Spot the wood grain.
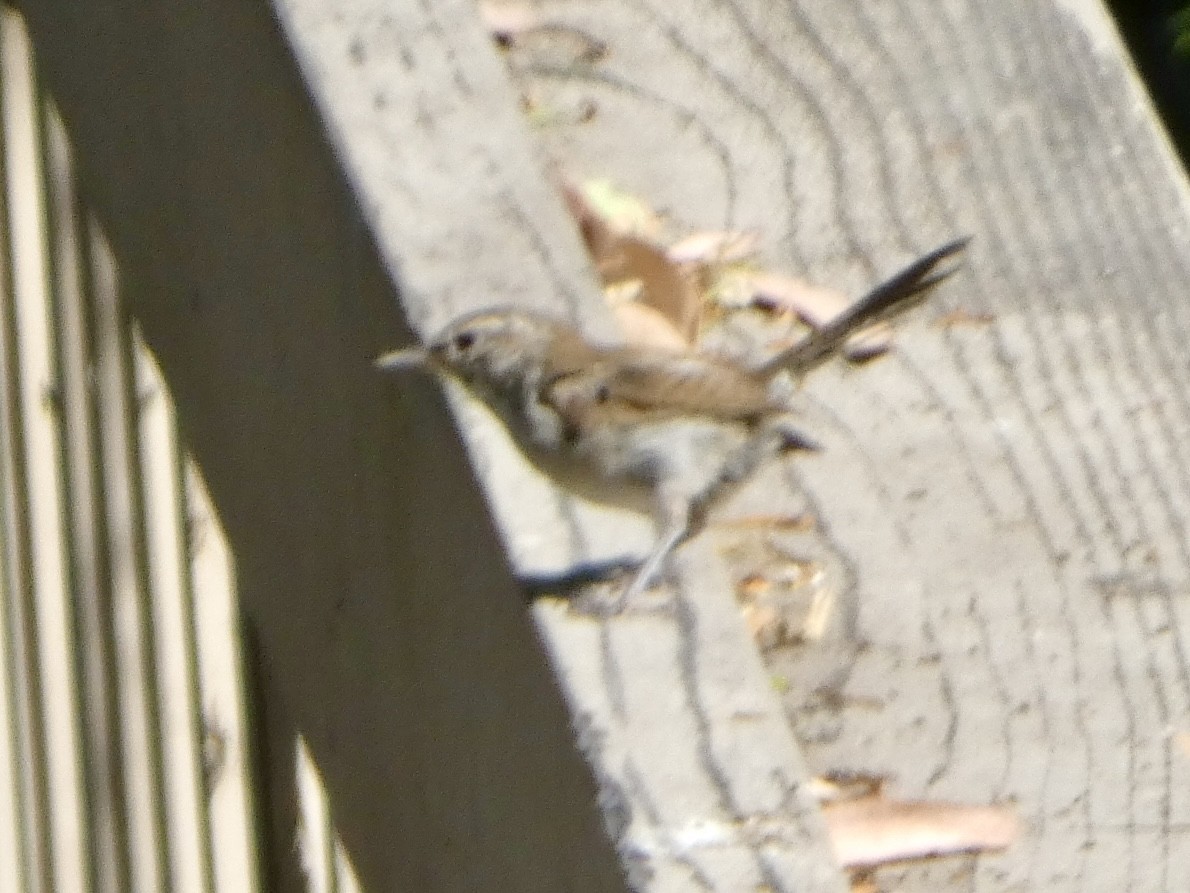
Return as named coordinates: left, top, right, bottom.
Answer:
left=17, top=0, right=1190, bottom=889
left=504, top=0, right=1190, bottom=889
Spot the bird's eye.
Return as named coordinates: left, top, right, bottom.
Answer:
left=453, top=332, right=476, bottom=352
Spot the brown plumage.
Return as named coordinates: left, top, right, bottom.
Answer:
left=377, top=237, right=968, bottom=604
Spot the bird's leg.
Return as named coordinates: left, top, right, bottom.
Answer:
left=614, top=487, right=696, bottom=610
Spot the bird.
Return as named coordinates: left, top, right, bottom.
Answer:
left=377, top=237, right=968, bottom=605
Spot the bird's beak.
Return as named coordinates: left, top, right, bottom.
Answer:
left=374, top=347, right=431, bottom=372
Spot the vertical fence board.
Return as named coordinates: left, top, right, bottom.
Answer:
left=0, top=10, right=88, bottom=891
left=43, top=93, right=130, bottom=893
left=0, top=18, right=44, bottom=892
left=136, top=334, right=211, bottom=893
left=187, top=464, right=260, bottom=893
left=87, top=217, right=169, bottom=893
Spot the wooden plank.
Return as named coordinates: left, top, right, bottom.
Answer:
left=11, top=1, right=837, bottom=893
left=11, top=0, right=633, bottom=890
left=502, top=0, right=1190, bottom=889
left=274, top=2, right=845, bottom=889
left=0, top=12, right=89, bottom=891
left=23, top=0, right=1190, bottom=889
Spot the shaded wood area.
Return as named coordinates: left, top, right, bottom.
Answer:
left=14, top=0, right=629, bottom=891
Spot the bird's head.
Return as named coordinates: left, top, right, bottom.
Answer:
left=375, top=309, right=585, bottom=392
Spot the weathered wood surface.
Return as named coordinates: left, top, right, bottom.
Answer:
left=17, top=0, right=848, bottom=890
left=501, top=0, right=1190, bottom=890
left=19, top=0, right=1190, bottom=889
left=276, top=1, right=845, bottom=890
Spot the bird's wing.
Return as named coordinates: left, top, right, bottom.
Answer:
left=544, top=350, right=774, bottom=431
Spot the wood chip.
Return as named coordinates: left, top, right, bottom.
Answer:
left=1173, top=730, right=1190, bottom=759
left=822, top=795, right=1019, bottom=869
left=801, top=586, right=835, bottom=641
left=736, top=573, right=773, bottom=599
left=933, top=308, right=995, bottom=328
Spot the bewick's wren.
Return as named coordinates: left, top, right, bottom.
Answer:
left=378, top=238, right=967, bottom=604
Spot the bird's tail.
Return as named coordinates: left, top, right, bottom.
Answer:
left=757, top=236, right=970, bottom=378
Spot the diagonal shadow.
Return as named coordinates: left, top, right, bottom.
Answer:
left=15, top=2, right=629, bottom=890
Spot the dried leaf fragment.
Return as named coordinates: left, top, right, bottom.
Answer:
left=737, top=573, right=773, bottom=599
left=807, top=772, right=886, bottom=804
left=480, top=2, right=608, bottom=61
left=604, top=235, right=701, bottom=342
left=478, top=1, right=542, bottom=44
left=747, top=271, right=848, bottom=323
left=822, top=795, right=1019, bottom=869
left=934, top=308, right=995, bottom=328
left=735, top=556, right=826, bottom=649
left=611, top=302, right=688, bottom=351
left=716, top=513, right=816, bottom=532
left=561, top=179, right=702, bottom=344
left=576, top=178, right=663, bottom=239
left=745, top=271, right=892, bottom=360
left=740, top=602, right=788, bottom=649
left=668, top=229, right=761, bottom=266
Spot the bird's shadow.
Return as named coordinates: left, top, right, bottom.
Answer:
left=520, top=558, right=638, bottom=600
left=520, top=558, right=685, bottom=620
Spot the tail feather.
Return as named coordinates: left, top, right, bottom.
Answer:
left=759, top=236, right=970, bottom=378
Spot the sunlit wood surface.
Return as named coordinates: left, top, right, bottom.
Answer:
left=504, top=1, right=1190, bottom=890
